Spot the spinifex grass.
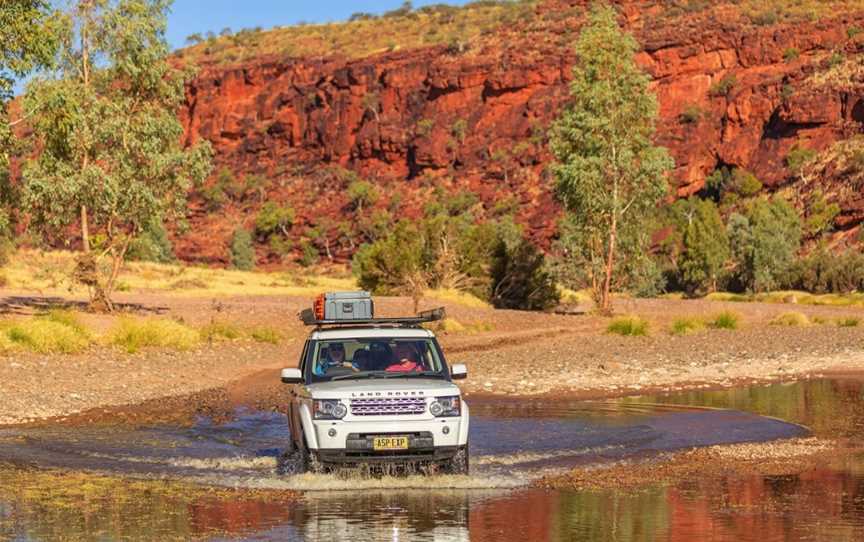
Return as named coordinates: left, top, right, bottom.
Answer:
left=0, top=310, right=92, bottom=354
left=607, top=316, right=649, bottom=337
left=111, top=318, right=200, bottom=354
left=670, top=316, right=705, bottom=336
left=709, top=311, right=740, bottom=330
left=770, top=312, right=811, bottom=327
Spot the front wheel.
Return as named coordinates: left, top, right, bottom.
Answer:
left=443, top=445, right=469, bottom=475
left=302, top=447, right=325, bottom=474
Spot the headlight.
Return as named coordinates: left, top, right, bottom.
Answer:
left=314, top=399, right=347, bottom=420
left=429, top=396, right=461, bottom=417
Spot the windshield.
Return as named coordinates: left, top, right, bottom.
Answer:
left=307, top=338, right=447, bottom=382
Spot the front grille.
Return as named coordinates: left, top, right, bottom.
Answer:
left=350, top=397, right=426, bottom=416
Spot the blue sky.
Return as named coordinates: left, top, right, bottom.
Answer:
left=166, top=1, right=470, bottom=50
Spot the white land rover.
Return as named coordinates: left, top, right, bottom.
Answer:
left=280, top=292, right=470, bottom=474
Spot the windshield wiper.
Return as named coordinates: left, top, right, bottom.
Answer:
left=381, top=371, right=442, bottom=379
left=330, top=371, right=387, bottom=381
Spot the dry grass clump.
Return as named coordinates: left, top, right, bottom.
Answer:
left=836, top=316, right=861, bottom=327
left=670, top=316, right=705, bottom=336
left=249, top=326, right=282, bottom=344
left=708, top=311, right=740, bottom=330
left=607, top=316, right=649, bottom=337
left=0, top=310, right=92, bottom=354
left=770, top=311, right=811, bottom=326
left=111, top=318, right=200, bottom=353
left=200, top=320, right=244, bottom=341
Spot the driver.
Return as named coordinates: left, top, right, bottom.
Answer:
left=314, top=342, right=346, bottom=375
left=385, top=342, right=423, bottom=372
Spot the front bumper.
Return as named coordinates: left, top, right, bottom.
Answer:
left=309, top=417, right=467, bottom=451
left=316, top=433, right=462, bottom=464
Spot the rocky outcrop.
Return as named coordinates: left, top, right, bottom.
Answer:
left=176, top=0, right=864, bottom=263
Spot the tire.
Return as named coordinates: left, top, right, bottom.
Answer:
left=301, top=446, right=325, bottom=474
left=443, top=445, right=469, bottom=475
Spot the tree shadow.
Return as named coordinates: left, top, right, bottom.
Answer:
left=0, top=296, right=169, bottom=316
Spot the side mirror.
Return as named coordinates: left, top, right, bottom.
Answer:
left=451, top=364, right=467, bottom=380
left=281, top=368, right=303, bottom=384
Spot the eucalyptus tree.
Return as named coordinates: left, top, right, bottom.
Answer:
left=22, top=0, right=212, bottom=310
left=550, top=3, right=673, bottom=313
left=0, top=1, right=59, bottom=235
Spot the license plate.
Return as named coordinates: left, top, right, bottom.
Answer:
left=373, top=436, right=409, bottom=451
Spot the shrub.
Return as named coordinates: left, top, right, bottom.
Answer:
left=675, top=198, right=730, bottom=295
left=346, top=180, right=380, bottom=211
left=728, top=198, right=801, bottom=293
left=127, top=218, right=175, bottom=263
left=299, top=241, right=319, bottom=267
left=670, top=316, right=705, bottom=336
left=489, top=239, right=560, bottom=311
left=255, top=203, right=294, bottom=238
left=783, top=47, right=800, bottom=62
left=678, top=104, right=704, bottom=124
left=803, top=191, right=840, bottom=236
left=451, top=119, right=468, bottom=142
left=836, top=317, right=860, bottom=327
left=250, top=326, right=282, bottom=344
left=848, top=26, right=863, bottom=39
left=786, top=145, right=817, bottom=175
left=709, top=75, right=737, bottom=97
left=770, top=311, right=811, bottom=326
left=111, top=318, right=200, bottom=353
left=200, top=320, right=243, bottom=341
left=709, top=311, right=740, bottom=329
left=607, top=316, right=649, bottom=337
left=229, top=228, right=256, bottom=271
left=416, top=118, right=435, bottom=136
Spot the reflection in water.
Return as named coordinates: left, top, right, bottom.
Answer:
left=0, top=378, right=864, bottom=541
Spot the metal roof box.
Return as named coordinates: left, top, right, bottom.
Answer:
left=318, top=291, right=374, bottom=321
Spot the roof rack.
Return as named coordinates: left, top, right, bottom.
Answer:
left=299, top=307, right=446, bottom=327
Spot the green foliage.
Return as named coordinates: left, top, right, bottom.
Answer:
left=786, top=145, right=817, bottom=175
left=728, top=198, right=801, bottom=292
left=451, top=118, right=468, bottom=142
left=229, top=228, right=255, bottom=271
left=299, top=241, right=319, bottom=267
left=729, top=168, right=763, bottom=198
left=709, top=75, right=737, bottom=97
left=0, top=0, right=59, bottom=215
left=127, top=217, right=175, bottom=263
left=804, top=190, right=840, bottom=235
left=346, top=179, right=380, bottom=211
left=782, top=47, right=800, bottom=62
left=709, top=311, right=740, bottom=329
left=848, top=26, right=863, bottom=39
left=607, top=316, right=649, bottom=336
left=675, top=198, right=730, bottom=294
left=787, top=246, right=864, bottom=293
left=489, top=238, right=560, bottom=310
left=416, top=118, right=435, bottom=136
left=254, top=202, right=294, bottom=237
left=550, top=4, right=673, bottom=312
left=3, top=316, right=91, bottom=354
left=353, top=214, right=496, bottom=299
left=21, top=0, right=213, bottom=309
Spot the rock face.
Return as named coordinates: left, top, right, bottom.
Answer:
left=176, top=0, right=864, bottom=263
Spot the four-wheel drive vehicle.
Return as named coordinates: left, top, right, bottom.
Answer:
left=281, top=292, right=469, bottom=474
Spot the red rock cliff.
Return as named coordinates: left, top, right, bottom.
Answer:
left=177, top=0, right=864, bottom=263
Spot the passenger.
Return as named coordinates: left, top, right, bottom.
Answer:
left=386, top=342, right=423, bottom=372
left=352, top=349, right=371, bottom=372
left=368, top=342, right=393, bottom=371
left=314, top=342, right=346, bottom=376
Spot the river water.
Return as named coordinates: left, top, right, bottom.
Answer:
left=0, top=377, right=863, bottom=541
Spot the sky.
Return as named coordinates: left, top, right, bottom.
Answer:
left=165, top=0, right=471, bottom=50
